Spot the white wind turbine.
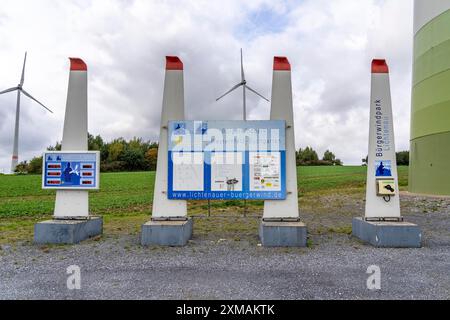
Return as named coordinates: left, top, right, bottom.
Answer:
left=0, top=52, right=53, bottom=173
left=215, top=49, right=269, bottom=216
left=216, top=49, right=269, bottom=120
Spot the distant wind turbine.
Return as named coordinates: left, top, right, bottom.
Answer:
left=0, top=52, right=53, bottom=173
left=216, top=48, right=269, bottom=120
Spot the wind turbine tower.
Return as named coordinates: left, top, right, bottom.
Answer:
left=0, top=52, right=53, bottom=173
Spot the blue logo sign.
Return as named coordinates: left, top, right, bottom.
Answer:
left=375, top=160, right=392, bottom=177
left=195, top=122, right=208, bottom=135
left=173, top=122, right=186, bottom=135
left=42, top=152, right=100, bottom=190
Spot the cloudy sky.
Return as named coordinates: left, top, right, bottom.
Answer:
left=0, top=0, right=413, bottom=172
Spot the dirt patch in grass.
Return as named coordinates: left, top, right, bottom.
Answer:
left=103, top=213, right=149, bottom=236
left=0, top=216, right=46, bottom=245
left=193, top=214, right=260, bottom=244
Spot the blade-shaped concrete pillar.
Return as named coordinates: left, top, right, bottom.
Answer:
left=260, top=57, right=306, bottom=247
left=54, top=58, right=89, bottom=218
left=141, top=56, right=191, bottom=246
left=264, top=57, right=299, bottom=220
left=352, top=59, right=421, bottom=247
left=364, top=59, right=401, bottom=219
left=34, top=58, right=102, bottom=244
left=151, top=56, right=187, bottom=219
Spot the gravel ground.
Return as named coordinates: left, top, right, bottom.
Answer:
left=0, top=194, right=449, bottom=300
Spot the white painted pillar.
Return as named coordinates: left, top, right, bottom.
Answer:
left=263, top=57, right=299, bottom=220
left=151, top=56, right=187, bottom=219
left=365, top=59, right=401, bottom=219
left=54, top=58, right=89, bottom=218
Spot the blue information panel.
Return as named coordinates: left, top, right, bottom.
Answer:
left=168, top=120, right=286, bottom=200
left=42, top=151, right=100, bottom=190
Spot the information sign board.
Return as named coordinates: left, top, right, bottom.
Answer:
left=42, top=151, right=100, bottom=190
left=168, top=121, right=286, bottom=200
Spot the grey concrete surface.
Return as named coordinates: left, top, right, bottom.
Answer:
left=352, top=218, right=422, bottom=248
left=259, top=221, right=307, bottom=247
left=141, top=218, right=193, bottom=246
left=34, top=217, right=103, bottom=244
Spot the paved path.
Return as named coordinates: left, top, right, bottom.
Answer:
left=0, top=207, right=449, bottom=300
left=0, top=195, right=450, bottom=299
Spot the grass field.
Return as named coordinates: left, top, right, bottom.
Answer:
left=0, top=166, right=409, bottom=218
left=0, top=166, right=409, bottom=244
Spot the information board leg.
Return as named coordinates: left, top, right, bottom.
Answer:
left=208, top=199, right=211, bottom=217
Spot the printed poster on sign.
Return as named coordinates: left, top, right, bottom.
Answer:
left=249, top=152, right=281, bottom=191
left=211, top=152, right=243, bottom=192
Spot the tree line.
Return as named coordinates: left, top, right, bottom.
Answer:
left=362, top=151, right=410, bottom=166
left=15, top=134, right=349, bottom=174
left=16, top=134, right=159, bottom=174
left=296, top=147, right=343, bottom=166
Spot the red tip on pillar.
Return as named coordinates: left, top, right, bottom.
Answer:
left=69, top=58, right=87, bottom=71
left=274, top=57, right=291, bottom=71
left=166, top=56, right=183, bottom=70
left=372, top=59, right=389, bottom=73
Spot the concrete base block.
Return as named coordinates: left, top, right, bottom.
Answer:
left=352, top=217, right=422, bottom=248
left=259, top=220, right=307, bottom=247
left=141, top=218, right=193, bottom=246
left=34, top=216, right=103, bottom=244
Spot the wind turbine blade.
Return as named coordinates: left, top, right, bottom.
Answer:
left=0, top=87, right=18, bottom=95
left=216, top=82, right=243, bottom=101
left=20, top=88, right=53, bottom=113
left=240, top=48, right=245, bottom=82
left=245, top=85, right=269, bottom=102
left=20, top=52, right=27, bottom=86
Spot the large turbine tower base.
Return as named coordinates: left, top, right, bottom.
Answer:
left=409, top=0, right=450, bottom=195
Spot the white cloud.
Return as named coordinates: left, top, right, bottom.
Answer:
left=0, top=0, right=413, bottom=173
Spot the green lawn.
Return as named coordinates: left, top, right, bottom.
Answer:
left=0, top=166, right=409, bottom=218
left=0, top=166, right=410, bottom=244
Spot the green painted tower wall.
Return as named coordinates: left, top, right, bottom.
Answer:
left=410, top=8, right=450, bottom=195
